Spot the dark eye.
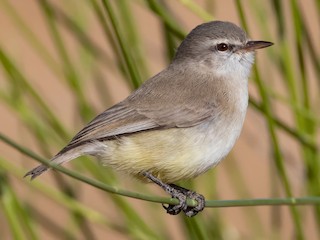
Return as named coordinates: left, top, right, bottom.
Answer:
left=217, top=43, right=229, bottom=51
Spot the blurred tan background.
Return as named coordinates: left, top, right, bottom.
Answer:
left=0, top=0, right=319, bottom=239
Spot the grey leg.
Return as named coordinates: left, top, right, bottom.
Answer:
left=168, top=184, right=205, bottom=217
left=143, top=172, right=205, bottom=217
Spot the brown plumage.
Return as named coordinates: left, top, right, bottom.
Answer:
left=24, top=21, right=273, bottom=218
left=25, top=21, right=273, bottom=182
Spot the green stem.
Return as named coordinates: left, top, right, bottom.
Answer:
left=2, top=133, right=320, bottom=209
left=100, top=0, right=142, bottom=88
left=235, top=0, right=305, bottom=238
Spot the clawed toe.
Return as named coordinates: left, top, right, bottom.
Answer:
left=162, top=187, right=188, bottom=215
left=183, top=191, right=205, bottom=217
left=163, top=185, right=205, bottom=217
left=162, top=203, right=182, bottom=215
left=143, top=173, right=205, bottom=217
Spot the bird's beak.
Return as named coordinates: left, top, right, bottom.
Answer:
left=239, top=41, right=273, bottom=52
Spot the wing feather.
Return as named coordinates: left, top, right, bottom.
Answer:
left=61, top=67, right=222, bottom=153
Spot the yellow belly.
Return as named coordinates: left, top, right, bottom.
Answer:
left=98, top=120, right=237, bottom=183
left=99, top=129, right=198, bottom=182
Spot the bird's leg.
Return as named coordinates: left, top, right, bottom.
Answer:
left=143, top=172, right=205, bottom=217
left=143, top=172, right=187, bottom=215
left=168, top=184, right=205, bottom=217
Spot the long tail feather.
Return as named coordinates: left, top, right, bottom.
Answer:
left=24, top=149, right=81, bottom=180
left=24, top=141, right=107, bottom=180
left=24, top=164, right=49, bottom=180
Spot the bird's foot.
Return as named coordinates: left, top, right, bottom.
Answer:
left=164, top=184, right=205, bottom=217
left=143, top=172, right=205, bottom=217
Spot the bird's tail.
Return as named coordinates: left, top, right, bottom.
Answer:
left=23, top=147, right=83, bottom=180
left=24, top=142, right=106, bottom=180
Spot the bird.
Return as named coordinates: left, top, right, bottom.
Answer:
left=25, top=21, right=273, bottom=217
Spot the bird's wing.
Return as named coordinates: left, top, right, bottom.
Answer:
left=60, top=68, right=221, bottom=153
left=61, top=104, right=160, bottom=152
left=24, top=68, right=222, bottom=179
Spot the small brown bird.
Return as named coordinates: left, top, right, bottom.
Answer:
left=25, top=21, right=273, bottom=217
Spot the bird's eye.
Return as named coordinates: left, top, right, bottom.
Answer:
left=217, top=43, right=229, bottom=51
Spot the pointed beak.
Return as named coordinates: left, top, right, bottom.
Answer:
left=239, top=41, right=273, bottom=52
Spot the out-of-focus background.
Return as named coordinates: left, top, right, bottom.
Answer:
left=0, top=0, right=319, bottom=239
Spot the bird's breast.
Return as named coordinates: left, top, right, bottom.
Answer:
left=99, top=99, right=247, bottom=183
